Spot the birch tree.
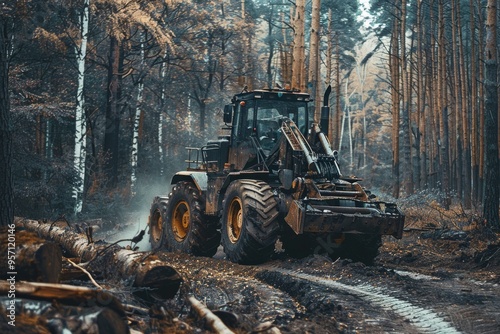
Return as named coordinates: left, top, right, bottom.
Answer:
left=73, top=0, right=89, bottom=214
left=130, top=31, right=145, bottom=197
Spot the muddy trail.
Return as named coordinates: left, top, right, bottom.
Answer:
left=125, top=227, right=500, bottom=334
left=8, top=218, right=498, bottom=334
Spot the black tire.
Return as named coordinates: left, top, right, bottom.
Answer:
left=148, top=197, right=169, bottom=250
left=164, top=182, right=220, bottom=257
left=337, top=234, right=382, bottom=265
left=221, top=180, right=280, bottom=264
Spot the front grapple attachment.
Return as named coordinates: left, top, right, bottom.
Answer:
left=284, top=178, right=405, bottom=238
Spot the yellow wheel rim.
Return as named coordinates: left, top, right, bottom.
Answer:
left=227, top=197, right=243, bottom=243
left=172, top=200, right=190, bottom=241
left=151, top=210, right=163, bottom=243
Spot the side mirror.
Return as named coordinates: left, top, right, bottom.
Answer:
left=223, top=105, right=233, bottom=124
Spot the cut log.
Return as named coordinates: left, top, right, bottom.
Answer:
left=0, top=228, right=62, bottom=283
left=16, top=218, right=182, bottom=299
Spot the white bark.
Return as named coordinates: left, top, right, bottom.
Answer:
left=159, top=50, right=168, bottom=178
left=130, top=32, right=145, bottom=196
left=73, top=0, right=89, bottom=214
left=356, top=63, right=367, bottom=168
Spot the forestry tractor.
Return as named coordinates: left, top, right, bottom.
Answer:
left=148, top=86, right=404, bottom=264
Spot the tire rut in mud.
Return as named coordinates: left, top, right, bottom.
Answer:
left=255, top=266, right=454, bottom=334
left=155, top=251, right=500, bottom=333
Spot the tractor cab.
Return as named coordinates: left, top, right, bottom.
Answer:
left=223, top=89, right=313, bottom=169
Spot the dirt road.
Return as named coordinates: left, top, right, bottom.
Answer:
left=146, top=229, right=500, bottom=334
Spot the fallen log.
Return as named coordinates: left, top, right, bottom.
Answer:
left=188, top=296, right=235, bottom=334
left=0, top=228, right=62, bottom=283
left=16, top=218, right=182, bottom=300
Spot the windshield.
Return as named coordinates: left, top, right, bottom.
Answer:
left=254, top=100, right=309, bottom=151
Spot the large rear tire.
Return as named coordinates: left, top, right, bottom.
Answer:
left=221, top=180, right=280, bottom=264
left=149, top=197, right=168, bottom=250
left=164, top=182, right=220, bottom=257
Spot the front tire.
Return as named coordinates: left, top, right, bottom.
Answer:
left=164, top=181, right=220, bottom=257
left=221, top=180, right=280, bottom=264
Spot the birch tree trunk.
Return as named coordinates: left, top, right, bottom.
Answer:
left=159, top=50, right=168, bottom=179
left=131, top=32, right=145, bottom=197
left=356, top=63, right=366, bottom=168
left=73, top=0, right=89, bottom=214
left=483, top=0, right=499, bottom=228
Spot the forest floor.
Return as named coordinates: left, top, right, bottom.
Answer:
left=99, top=205, right=500, bottom=334
left=3, top=205, right=500, bottom=333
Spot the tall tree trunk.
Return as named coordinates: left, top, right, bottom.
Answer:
left=291, top=0, right=305, bottom=91
left=159, top=50, right=168, bottom=179
left=334, top=34, right=342, bottom=149
left=266, top=5, right=275, bottom=89
left=416, top=0, right=426, bottom=189
left=73, top=0, right=89, bottom=215
left=458, top=0, right=471, bottom=208
left=0, top=12, right=13, bottom=227
left=390, top=18, right=401, bottom=198
left=483, top=0, right=499, bottom=228
left=428, top=0, right=439, bottom=189
left=309, top=0, right=321, bottom=122
left=131, top=32, right=145, bottom=197
left=104, top=36, right=122, bottom=188
left=400, top=0, right=413, bottom=196
left=470, top=0, right=479, bottom=203
left=451, top=0, right=462, bottom=200
left=438, top=0, right=451, bottom=209
left=477, top=0, right=485, bottom=202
